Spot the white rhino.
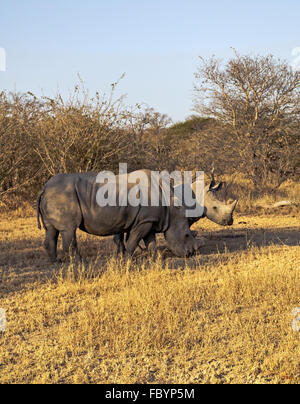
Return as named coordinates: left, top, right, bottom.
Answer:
left=113, top=170, right=237, bottom=253
left=37, top=170, right=203, bottom=262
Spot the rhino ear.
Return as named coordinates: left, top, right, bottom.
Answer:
left=209, top=181, right=225, bottom=192
left=210, top=165, right=216, bottom=187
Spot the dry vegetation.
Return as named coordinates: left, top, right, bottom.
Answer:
left=0, top=191, right=299, bottom=383
left=1, top=53, right=299, bottom=206
left=0, top=51, right=299, bottom=384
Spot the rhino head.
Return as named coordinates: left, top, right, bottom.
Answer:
left=190, top=168, right=237, bottom=226
left=204, top=180, right=237, bottom=226
left=164, top=204, right=204, bottom=257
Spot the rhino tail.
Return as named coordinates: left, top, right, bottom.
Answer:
left=37, top=189, right=44, bottom=230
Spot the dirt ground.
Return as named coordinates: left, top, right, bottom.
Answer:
left=0, top=212, right=299, bottom=384
left=0, top=212, right=299, bottom=294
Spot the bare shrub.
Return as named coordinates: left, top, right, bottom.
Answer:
left=193, top=51, right=300, bottom=188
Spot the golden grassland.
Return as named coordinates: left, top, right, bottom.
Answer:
left=0, top=207, right=299, bottom=384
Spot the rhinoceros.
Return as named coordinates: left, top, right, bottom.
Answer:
left=37, top=170, right=202, bottom=262
left=113, top=170, right=237, bottom=253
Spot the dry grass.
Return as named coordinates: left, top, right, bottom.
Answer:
left=0, top=210, right=299, bottom=384
left=219, top=174, right=300, bottom=214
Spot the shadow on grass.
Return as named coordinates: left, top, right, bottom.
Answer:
left=0, top=226, right=299, bottom=296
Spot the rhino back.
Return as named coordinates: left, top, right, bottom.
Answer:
left=40, top=171, right=170, bottom=237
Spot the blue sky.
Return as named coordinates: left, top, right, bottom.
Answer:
left=0, top=0, right=299, bottom=122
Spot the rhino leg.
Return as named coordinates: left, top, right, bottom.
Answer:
left=61, top=228, right=81, bottom=261
left=113, top=232, right=154, bottom=255
left=113, top=234, right=126, bottom=255
left=44, top=225, right=59, bottom=263
left=143, top=232, right=157, bottom=257
left=125, top=223, right=153, bottom=256
left=143, top=231, right=156, bottom=249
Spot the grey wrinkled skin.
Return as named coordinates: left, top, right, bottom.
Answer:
left=114, top=176, right=237, bottom=254
left=37, top=170, right=202, bottom=262
left=188, top=180, right=237, bottom=227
